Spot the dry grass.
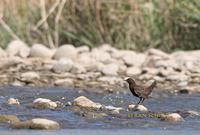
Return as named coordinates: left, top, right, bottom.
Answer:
left=0, top=0, right=200, bottom=52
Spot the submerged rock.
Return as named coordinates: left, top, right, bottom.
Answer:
left=160, top=113, right=184, bottom=122
left=7, top=98, right=20, bottom=105
left=0, top=115, right=19, bottom=123
left=11, top=118, right=60, bottom=130
left=31, top=98, right=57, bottom=109
left=73, top=96, right=102, bottom=110
left=128, top=104, right=148, bottom=112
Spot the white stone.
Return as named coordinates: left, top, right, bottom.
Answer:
left=53, top=45, right=77, bottom=60
left=128, top=104, right=148, bottom=112
left=73, top=96, right=102, bottom=109
left=101, top=64, right=119, bottom=76
left=52, top=58, right=73, bottom=73
left=76, top=46, right=90, bottom=53
left=7, top=98, right=20, bottom=105
left=54, top=78, right=74, bottom=87
left=97, top=76, right=123, bottom=85
left=91, top=49, right=111, bottom=64
left=161, top=113, right=184, bottom=122
left=126, top=66, right=142, bottom=76
left=71, top=63, right=86, bottom=74
left=148, top=48, right=170, bottom=58
left=122, top=51, right=146, bottom=67
left=12, top=118, right=60, bottom=130
left=166, top=74, right=189, bottom=82
left=29, top=44, right=55, bottom=59
left=20, top=72, right=40, bottom=82
left=32, top=98, right=57, bottom=109
left=6, top=40, right=30, bottom=58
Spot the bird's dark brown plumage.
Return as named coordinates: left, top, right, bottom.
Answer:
left=125, top=78, right=156, bottom=104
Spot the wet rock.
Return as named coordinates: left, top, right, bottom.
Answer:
left=186, top=110, right=200, bottom=117
left=76, top=46, right=90, bottom=53
left=0, top=115, right=19, bottom=123
left=0, top=47, right=7, bottom=57
left=54, top=78, right=74, bottom=87
left=126, top=66, right=142, bottom=76
left=6, top=40, right=30, bottom=58
left=53, top=45, right=77, bottom=60
left=31, top=98, right=57, bottom=109
left=103, top=105, right=123, bottom=114
left=52, top=58, right=73, bottom=73
left=160, top=113, right=184, bottom=122
left=30, top=44, right=55, bottom=59
left=82, top=111, right=107, bottom=119
left=11, top=118, right=60, bottom=130
left=101, top=64, right=119, bottom=76
left=73, top=96, right=102, bottom=110
left=128, top=104, right=148, bottom=112
left=20, top=72, right=40, bottom=82
left=7, top=98, right=20, bottom=105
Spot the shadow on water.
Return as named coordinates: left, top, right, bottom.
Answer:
left=0, top=86, right=200, bottom=132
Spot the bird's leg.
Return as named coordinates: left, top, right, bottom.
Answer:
left=137, top=98, right=142, bottom=105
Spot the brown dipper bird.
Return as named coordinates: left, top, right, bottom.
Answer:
left=125, top=78, right=156, bottom=104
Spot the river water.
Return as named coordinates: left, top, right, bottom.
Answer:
left=0, top=86, right=200, bottom=134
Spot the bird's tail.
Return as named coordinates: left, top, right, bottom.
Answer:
left=147, top=80, right=156, bottom=94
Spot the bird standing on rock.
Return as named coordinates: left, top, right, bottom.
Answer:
left=125, top=78, right=156, bottom=105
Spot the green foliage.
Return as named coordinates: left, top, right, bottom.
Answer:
left=0, top=0, right=200, bottom=52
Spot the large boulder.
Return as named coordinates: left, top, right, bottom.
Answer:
left=73, top=96, right=102, bottom=110
left=6, top=40, right=30, bottom=58
left=29, top=44, right=55, bottom=59
left=11, top=118, right=60, bottom=130
left=53, top=45, right=77, bottom=60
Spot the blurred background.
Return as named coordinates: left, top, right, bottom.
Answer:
left=0, top=0, right=200, bottom=52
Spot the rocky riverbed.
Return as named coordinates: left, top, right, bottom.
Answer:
left=0, top=40, right=200, bottom=94
left=0, top=40, right=200, bottom=131
left=0, top=86, right=200, bottom=130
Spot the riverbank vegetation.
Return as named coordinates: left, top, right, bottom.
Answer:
left=0, top=0, right=200, bottom=52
